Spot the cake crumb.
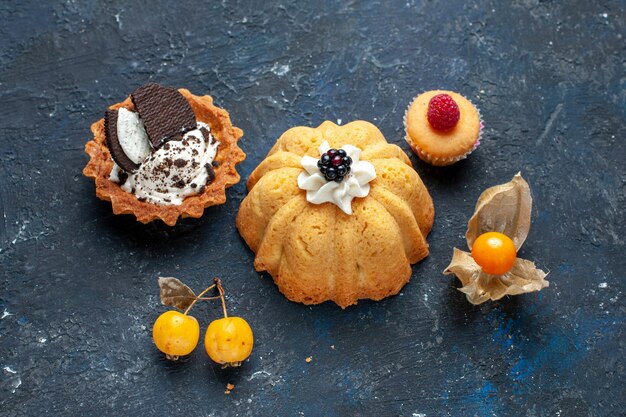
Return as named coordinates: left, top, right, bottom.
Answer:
left=225, top=383, right=235, bottom=394
left=305, top=356, right=313, bottom=363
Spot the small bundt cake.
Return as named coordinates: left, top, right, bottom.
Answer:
left=236, top=120, right=434, bottom=308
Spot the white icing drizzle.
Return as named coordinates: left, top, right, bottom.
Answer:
left=297, top=141, right=376, bottom=215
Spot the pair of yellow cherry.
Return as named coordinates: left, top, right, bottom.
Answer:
left=152, top=279, right=253, bottom=366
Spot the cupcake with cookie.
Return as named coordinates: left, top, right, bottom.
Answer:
left=83, top=83, right=245, bottom=226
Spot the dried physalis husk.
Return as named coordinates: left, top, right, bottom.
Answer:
left=444, top=248, right=549, bottom=305
left=158, top=277, right=196, bottom=310
left=444, top=173, right=549, bottom=305
left=466, top=172, right=531, bottom=250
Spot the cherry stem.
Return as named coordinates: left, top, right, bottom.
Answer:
left=214, top=277, right=228, bottom=318
left=184, top=283, right=216, bottom=315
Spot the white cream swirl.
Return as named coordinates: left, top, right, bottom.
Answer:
left=110, top=122, right=219, bottom=205
left=297, top=141, right=376, bottom=215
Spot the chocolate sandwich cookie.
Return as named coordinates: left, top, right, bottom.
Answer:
left=131, top=83, right=196, bottom=148
left=105, top=109, right=139, bottom=172
left=104, top=106, right=152, bottom=173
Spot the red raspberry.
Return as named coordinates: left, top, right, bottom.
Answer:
left=427, top=93, right=460, bottom=131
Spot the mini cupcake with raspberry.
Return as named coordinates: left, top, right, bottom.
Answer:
left=404, top=90, right=483, bottom=166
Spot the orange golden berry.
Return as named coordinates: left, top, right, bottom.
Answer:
left=471, top=232, right=517, bottom=275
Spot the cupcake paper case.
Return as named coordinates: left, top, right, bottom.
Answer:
left=83, top=87, right=245, bottom=226
left=404, top=90, right=483, bottom=166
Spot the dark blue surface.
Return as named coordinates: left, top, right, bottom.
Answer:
left=0, top=1, right=624, bottom=416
